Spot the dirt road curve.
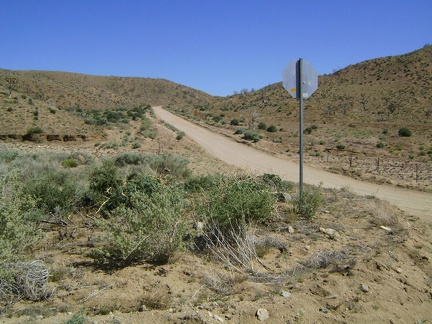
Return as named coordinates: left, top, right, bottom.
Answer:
left=153, top=106, right=431, bottom=220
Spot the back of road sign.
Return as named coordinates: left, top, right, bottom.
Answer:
left=282, top=59, right=318, bottom=99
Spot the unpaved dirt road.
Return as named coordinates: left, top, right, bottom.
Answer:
left=153, top=107, right=431, bottom=220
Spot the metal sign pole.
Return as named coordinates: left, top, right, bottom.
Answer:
left=282, top=58, right=318, bottom=208
left=297, top=58, right=304, bottom=198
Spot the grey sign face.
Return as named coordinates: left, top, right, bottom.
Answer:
left=282, top=59, right=318, bottom=99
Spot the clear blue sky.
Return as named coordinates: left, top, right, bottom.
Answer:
left=1, top=0, right=431, bottom=96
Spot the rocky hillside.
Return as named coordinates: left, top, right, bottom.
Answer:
left=204, top=45, right=432, bottom=128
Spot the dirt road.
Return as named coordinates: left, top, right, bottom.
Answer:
left=153, top=106, right=431, bottom=220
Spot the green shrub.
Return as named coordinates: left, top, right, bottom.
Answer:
left=234, top=128, right=246, bottom=135
left=258, top=173, right=294, bottom=191
left=132, top=142, right=141, bottom=149
left=230, top=119, right=239, bottom=126
left=258, top=122, right=267, bottom=130
left=88, top=160, right=123, bottom=210
left=63, top=308, right=87, bottom=324
left=26, top=126, right=44, bottom=135
left=0, top=149, right=19, bottom=163
left=0, top=173, right=43, bottom=283
left=294, top=185, right=323, bottom=219
left=376, top=142, right=385, bottom=149
left=89, top=179, right=186, bottom=266
left=196, top=176, right=276, bottom=241
left=145, top=153, right=191, bottom=181
left=184, top=174, right=221, bottom=193
left=243, top=130, right=262, bottom=142
left=115, top=152, right=147, bottom=167
left=266, top=125, right=277, bottom=132
left=336, top=144, right=346, bottom=150
left=398, top=128, right=412, bottom=137
left=176, top=131, right=185, bottom=140
left=61, top=158, right=79, bottom=168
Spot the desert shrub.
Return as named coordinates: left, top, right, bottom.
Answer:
left=89, top=178, right=186, bottom=266
left=61, top=158, right=79, bottom=168
left=144, top=153, right=191, bottom=181
left=1, top=260, right=50, bottom=302
left=63, top=308, right=87, bottom=324
left=140, top=116, right=152, bottom=131
left=114, top=152, right=147, bottom=167
left=336, top=144, right=346, bottom=150
left=0, top=172, right=43, bottom=285
left=266, top=125, right=277, bottom=132
left=176, top=131, right=185, bottom=140
left=26, top=127, right=44, bottom=135
left=230, top=119, right=239, bottom=126
left=196, top=176, right=276, bottom=241
left=131, top=142, right=141, bottom=149
left=18, top=159, right=86, bottom=217
left=88, top=160, right=123, bottom=210
left=89, top=160, right=122, bottom=194
left=258, top=122, right=267, bottom=130
left=258, top=173, right=294, bottom=192
left=234, top=128, right=246, bottom=135
left=243, top=130, right=262, bottom=142
left=0, top=149, right=19, bottom=163
left=376, top=142, right=385, bottom=149
left=184, top=174, right=221, bottom=192
left=304, top=127, right=313, bottom=134
left=398, top=127, right=412, bottom=137
left=294, top=185, right=323, bottom=219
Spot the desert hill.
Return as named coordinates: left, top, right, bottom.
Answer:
left=1, top=45, right=431, bottom=137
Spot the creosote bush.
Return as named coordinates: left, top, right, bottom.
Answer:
left=89, top=176, right=186, bottom=266
left=294, top=185, right=323, bottom=219
left=195, top=175, right=277, bottom=242
left=398, top=127, right=412, bottom=137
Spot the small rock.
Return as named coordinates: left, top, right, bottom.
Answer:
left=288, top=226, right=295, bottom=234
left=326, top=295, right=338, bottom=299
left=209, top=312, right=225, bottom=323
left=319, top=307, right=330, bottom=313
left=256, top=308, right=270, bottom=321
left=380, top=225, right=392, bottom=233
left=139, top=305, right=148, bottom=312
left=194, top=221, right=205, bottom=231
left=320, top=227, right=340, bottom=238
left=395, top=267, right=403, bottom=274
left=360, top=283, right=369, bottom=292
left=282, top=193, right=292, bottom=202
left=281, top=291, right=292, bottom=298
left=305, top=245, right=310, bottom=251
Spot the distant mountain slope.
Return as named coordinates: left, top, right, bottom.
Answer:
left=0, top=70, right=215, bottom=110
left=209, top=45, right=432, bottom=126
left=1, top=46, right=431, bottom=138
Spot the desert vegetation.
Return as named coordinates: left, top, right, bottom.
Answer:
left=0, top=146, right=430, bottom=323
left=0, top=46, right=431, bottom=322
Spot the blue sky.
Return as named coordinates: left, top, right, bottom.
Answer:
left=1, top=1, right=431, bottom=96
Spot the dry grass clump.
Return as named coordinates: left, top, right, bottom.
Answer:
left=0, top=260, right=50, bottom=303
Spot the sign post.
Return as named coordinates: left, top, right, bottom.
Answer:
left=282, top=59, right=318, bottom=201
